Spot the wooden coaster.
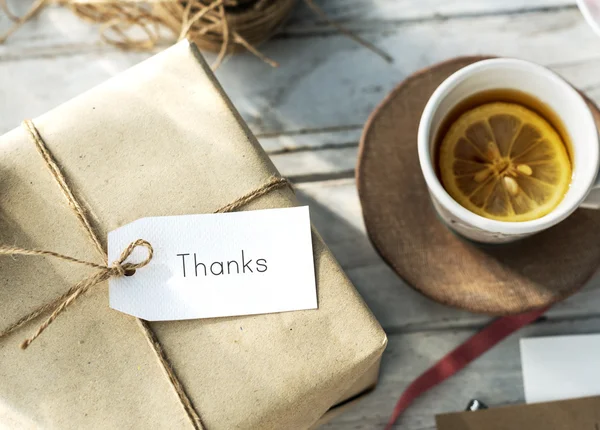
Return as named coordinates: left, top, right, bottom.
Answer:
left=357, top=56, right=600, bottom=315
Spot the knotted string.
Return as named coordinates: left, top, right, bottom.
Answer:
left=0, top=239, right=153, bottom=349
left=0, top=119, right=291, bottom=429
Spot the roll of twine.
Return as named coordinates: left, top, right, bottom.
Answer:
left=0, top=0, right=392, bottom=69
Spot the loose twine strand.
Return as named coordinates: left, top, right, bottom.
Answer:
left=0, top=0, right=47, bottom=43
left=0, top=0, right=392, bottom=69
left=0, top=120, right=291, bottom=429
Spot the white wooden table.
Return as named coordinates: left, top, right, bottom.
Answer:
left=2, top=1, right=600, bottom=428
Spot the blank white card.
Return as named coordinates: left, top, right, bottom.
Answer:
left=108, top=206, right=317, bottom=321
left=520, top=334, right=600, bottom=403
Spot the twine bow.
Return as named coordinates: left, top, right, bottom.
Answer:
left=0, top=239, right=153, bottom=349
left=0, top=119, right=291, bottom=351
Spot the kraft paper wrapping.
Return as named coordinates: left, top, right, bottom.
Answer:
left=0, top=40, right=387, bottom=429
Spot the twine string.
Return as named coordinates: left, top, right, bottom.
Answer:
left=0, top=0, right=47, bottom=44
left=0, top=239, right=153, bottom=349
left=178, top=0, right=221, bottom=41
left=0, top=119, right=291, bottom=429
left=22, top=119, right=106, bottom=262
left=0, top=0, right=21, bottom=21
left=212, top=1, right=229, bottom=69
left=0, top=173, right=290, bottom=348
left=0, top=122, right=207, bottom=429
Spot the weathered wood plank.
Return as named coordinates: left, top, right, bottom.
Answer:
left=322, top=316, right=600, bottom=429
left=271, top=146, right=357, bottom=181
left=267, top=48, right=600, bottom=173
left=0, top=0, right=575, bottom=52
left=258, top=126, right=362, bottom=153
left=220, top=8, right=600, bottom=135
left=289, top=0, right=575, bottom=26
left=2, top=9, right=600, bottom=137
left=296, top=179, right=600, bottom=332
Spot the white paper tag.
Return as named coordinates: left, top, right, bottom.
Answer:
left=521, top=334, right=600, bottom=403
left=108, top=206, right=317, bottom=321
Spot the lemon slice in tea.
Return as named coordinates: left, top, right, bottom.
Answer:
left=439, top=102, right=571, bottom=221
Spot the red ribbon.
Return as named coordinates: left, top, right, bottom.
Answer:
left=385, top=307, right=549, bottom=429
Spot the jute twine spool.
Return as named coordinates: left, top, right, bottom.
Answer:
left=1, top=0, right=392, bottom=69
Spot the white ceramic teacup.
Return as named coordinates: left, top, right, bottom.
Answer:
left=418, top=58, right=600, bottom=243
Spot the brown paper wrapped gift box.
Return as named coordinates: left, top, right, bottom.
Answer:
left=0, top=40, right=386, bottom=429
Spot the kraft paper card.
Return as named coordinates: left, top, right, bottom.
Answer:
left=436, top=396, right=600, bottom=430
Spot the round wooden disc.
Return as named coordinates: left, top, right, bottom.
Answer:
left=357, top=56, right=600, bottom=315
